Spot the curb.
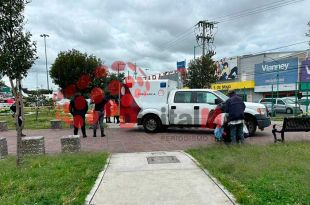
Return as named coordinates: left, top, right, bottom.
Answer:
left=85, top=154, right=112, bottom=205
left=181, top=151, right=238, bottom=205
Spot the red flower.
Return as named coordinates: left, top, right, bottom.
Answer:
left=74, top=95, right=87, bottom=111
left=108, top=80, right=121, bottom=96
left=64, top=84, right=76, bottom=98
left=77, top=74, right=91, bottom=90
left=111, top=61, right=126, bottom=72
left=94, top=65, right=108, bottom=78
left=91, top=87, right=105, bottom=104
left=73, top=115, right=84, bottom=128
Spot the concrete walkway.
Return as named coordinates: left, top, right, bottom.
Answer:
left=87, top=151, right=235, bottom=205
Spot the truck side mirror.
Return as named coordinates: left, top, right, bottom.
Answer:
left=215, top=98, right=222, bottom=105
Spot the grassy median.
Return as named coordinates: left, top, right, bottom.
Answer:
left=187, top=142, right=310, bottom=205
left=0, top=107, right=104, bottom=130
left=0, top=152, right=109, bottom=204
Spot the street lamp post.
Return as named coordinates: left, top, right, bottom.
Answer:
left=40, top=34, right=50, bottom=91
left=117, top=62, right=125, bottom=123
left=117, top=64, right=120, bottom=121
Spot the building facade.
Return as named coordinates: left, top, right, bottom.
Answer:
left=211, top=49, right=310, bottom=102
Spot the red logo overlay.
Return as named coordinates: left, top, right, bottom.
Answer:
left=54, top=61, right=222, bottom=129
left=54, top=61, right=149, bottom=129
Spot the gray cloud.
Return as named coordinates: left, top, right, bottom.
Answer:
left=3, top=0, right=308, bottom=89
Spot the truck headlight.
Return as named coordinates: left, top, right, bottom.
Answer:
left=257, top=108, right=266, bottom=115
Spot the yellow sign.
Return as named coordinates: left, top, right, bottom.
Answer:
left=211, top=80, right=255, bottom=90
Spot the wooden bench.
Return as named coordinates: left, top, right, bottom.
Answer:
left=272, top=117, right=310, bottom=142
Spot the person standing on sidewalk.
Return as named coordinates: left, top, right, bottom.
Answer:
left=105, top=99, right=112, bottom=123
left=225, top=90, right=246, bottom=144
left=93, top=96, right=108, bottom=137
left=69, top=92, right=88, bottom=138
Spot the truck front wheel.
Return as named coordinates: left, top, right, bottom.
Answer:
left=244, top=115, right=257, bottom=136
left=143, top=115, right=162, bottom=133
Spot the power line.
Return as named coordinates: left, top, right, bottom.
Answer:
left=161, top=0, right=304, bottom=50
left=215, top=0, right=303, bottom=23
left=209, top=0, right=290, bottom=21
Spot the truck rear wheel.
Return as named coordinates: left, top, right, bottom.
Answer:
left=143, top=115, right=162, bottom=133
left=244, top=115, right=257, bottom=136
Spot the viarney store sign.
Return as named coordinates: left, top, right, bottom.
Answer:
left=300, top=59, right=310, bottom=82
left=254, top=57, right=298, bottom=92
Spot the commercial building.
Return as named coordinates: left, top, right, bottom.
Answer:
left=211, top=49, right=310, bottom=102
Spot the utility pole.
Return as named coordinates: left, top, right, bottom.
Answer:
left=196, top=20, right=217, bottom=57
left=117, top=62, right=125, bottom=121
left=194, top=45, right=199, bottom=59
left=40, top=34, right=50, bottom=91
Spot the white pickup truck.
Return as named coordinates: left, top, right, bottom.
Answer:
left=120, top=80, right=271, bottom=136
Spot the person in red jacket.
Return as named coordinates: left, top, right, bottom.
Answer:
left=69, top=93, right=88, bottom=138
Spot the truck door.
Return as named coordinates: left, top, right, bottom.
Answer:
left=194, top=91, right=220, bottom=126
left=169, top=91, right=195, bottom=125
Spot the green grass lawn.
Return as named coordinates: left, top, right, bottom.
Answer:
left=187, top=142, right=310, bottom=205
left=0, top=107, right=65, bottom=129
left=0, top=107, right=104, bottom=130
left=0, top=152, right=109, bottom=204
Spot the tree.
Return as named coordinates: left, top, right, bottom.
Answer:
left=185, top=55, right=217, bottom=88
left=0, top=0, right=38, bottom=165
left=50, top=49, right=102, bottom=95
left=50, top=49, right=126, bottom=100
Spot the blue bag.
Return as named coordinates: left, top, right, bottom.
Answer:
left=214, top=127, right=224, bottom=141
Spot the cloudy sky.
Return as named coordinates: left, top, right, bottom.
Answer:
left=2, top=0, right=310, bottom=89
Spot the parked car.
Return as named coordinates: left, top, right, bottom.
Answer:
left=259, top=98, right=302, bottom=114
left=298, top=97, right=310, bottom=114
left=281, top=97, right=310, bottom=114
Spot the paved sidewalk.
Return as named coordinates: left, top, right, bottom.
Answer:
left=88, top=151, right=235, bottom=205
left=1, top=126, right=309, bottom=154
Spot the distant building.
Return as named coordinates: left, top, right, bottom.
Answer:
left=211, top=49, right=310, bottom=102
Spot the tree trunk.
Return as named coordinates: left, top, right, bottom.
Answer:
left=10, top=78, right=23, bottom=166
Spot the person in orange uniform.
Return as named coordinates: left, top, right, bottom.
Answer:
left=105, top=100, right=112, bottom=123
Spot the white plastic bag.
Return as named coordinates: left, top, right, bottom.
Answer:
left=243, top=122, right=249, bottom=138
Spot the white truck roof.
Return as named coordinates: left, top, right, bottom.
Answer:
left=125, top=79, right=178, bottom=108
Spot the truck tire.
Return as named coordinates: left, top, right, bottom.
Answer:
left=286, top=108, right=293, bottom=114
left=161, top=125, right=168, bottom=132
left=143, top=115, right=162, bottom=133
left=244, top=115, right=257, bottom=136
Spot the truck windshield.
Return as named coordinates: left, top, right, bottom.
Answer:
left=214, top=91, right=229, bottom=101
